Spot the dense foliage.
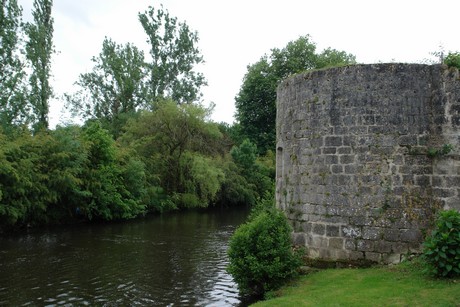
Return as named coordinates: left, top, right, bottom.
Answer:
left=235, top=35, right=356, bottom=153
left=0, top=124, right=147, bottom=228
left=444, top=52, right=460, bottom=70
left=0, top=108, right=274, bottom=231
left=423, top=210, right=460, bottom=278
left=0, top=1, right=280, bottom=232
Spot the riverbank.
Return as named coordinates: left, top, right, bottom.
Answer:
left=251, top=258, right=460, bottom=306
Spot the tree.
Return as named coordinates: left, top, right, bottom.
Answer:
left=235, top=35, right=356, bottom=153
left=235, top=57, right=278, bottom=154
left=67, top=37, right=146, bottom=137
left=0, top=0, right=27, bottom=130
left=24, top=0, right=54, bottom=131
left=139, top=5, right=206, bottom=104
left=80, top=121, right=146, bottom=220
left=121, top=100, right=224, bottom=208
left=68, top=5, right=207, bottom=136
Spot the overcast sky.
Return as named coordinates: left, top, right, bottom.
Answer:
left=17, top=0, right=460, bottom=127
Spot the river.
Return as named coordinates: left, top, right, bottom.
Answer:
left=0, top=206, right=252, bottom=306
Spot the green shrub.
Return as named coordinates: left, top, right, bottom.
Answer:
left=444, top=52, right=460, bottom=70
left=227, top=205, right=302, bottom=297
left=423, top=210, right=460, bottom=278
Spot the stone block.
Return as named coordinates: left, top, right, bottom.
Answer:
left=357, top=240, right=374, bottom=252
left=325, top=136, right=343, bottom=147
left=312, top=223, right=326, bottom=235
left=433, top=188, right=456, bottom=198
left=334, top=250, right=350, bottom=260
left=312, top=236, right=328, bottom=248
left=328, top=238, right=344, bottom=249
left=292, top=233, right=306, bottom=246
left=307, top=248, right=320, bottom=258
left=339, top=155, right=355, bottom=164
left=331, top=164, right=343, bottom=174
left=342, top=226, right=362, bottom=238
left=349, top=216, right=373, bottom=226
left=344, top=239, right=356, bottom=250
left=323, top=147, right=337, bottom=154
left=326, top=225, right=340, bottom=237
left=374, top=240, right=392, bottom=253
left=301, top=222, right=312, bottom=233
left=431, top=176, right=444, bottom=187
left=365, top=252, right=381, bottom=262
left=362, top=227, right=381, bottom=240
left=337, top=146, right=352, bottom=154
left=349, top=251, right=365, bottom=260
left=399, top=229, right=422, bottom=243
left=391, top=242, right=409, bottom=254
left=382, top=253, right=401, bottom=264
left=415, top=175, right=431, bottom=187
left=325, top=155, right=339, bottom=164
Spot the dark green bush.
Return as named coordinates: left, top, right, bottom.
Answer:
left=444, top=52, right=460, bottom=70
left=227, top=204, right=302, bottom=296
left=423, top=210, right=460, bottom=278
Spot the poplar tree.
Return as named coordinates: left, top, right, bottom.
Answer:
left=25, top=0, right=54, bottom=131
left=0, top=0, right=27, bottom=130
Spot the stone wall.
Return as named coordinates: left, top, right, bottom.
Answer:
left=276, top=63, right=460, bottom=263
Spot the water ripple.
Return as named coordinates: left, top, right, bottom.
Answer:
left=0, top=208, right=251, bottom=306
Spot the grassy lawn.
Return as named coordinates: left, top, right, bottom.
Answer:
left=251, top=259, right=460, bottom=306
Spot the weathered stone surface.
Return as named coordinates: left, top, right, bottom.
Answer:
left=276, top=63, right=460, bottom=263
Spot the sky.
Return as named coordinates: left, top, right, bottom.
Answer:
left=17, top=0, right=460, bottom=127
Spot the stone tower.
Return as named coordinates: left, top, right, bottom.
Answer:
left=276, top=64, right=460, bottom=263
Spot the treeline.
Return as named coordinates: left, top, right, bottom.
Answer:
left=0, top=101, right=274, bottom=230
left=1, top=0, right=357, bottom=231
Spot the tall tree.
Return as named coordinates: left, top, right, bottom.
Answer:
left=24, top=0, right=54, bottom=131
left=235, top=35, right=356, bottom=153
left=138, top=5, right=206, bottom=104
left=0, top=0, right=27, bottom=130
left=68, top=5, right=207, bottom=136
left=68, top=37, right=146, bottom=137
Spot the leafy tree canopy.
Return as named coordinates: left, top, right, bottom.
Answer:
left=67, top=5, right=207, bottom=138
left=139, top=5, right=207, bottom=104
left=235, top=35, right=356, bottom=153
left=67, top=37, right=146, bottom=137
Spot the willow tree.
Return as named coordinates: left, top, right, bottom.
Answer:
left=120, top=100, right=223, bottom=208
left=24, top=0, right=54, bottom=131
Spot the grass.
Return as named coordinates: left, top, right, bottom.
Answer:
left=251, top=258, right=460, bottom=306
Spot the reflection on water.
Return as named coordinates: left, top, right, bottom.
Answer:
left=0, top=207, right=251, bottom=306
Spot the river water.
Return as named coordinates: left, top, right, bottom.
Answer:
left=0, top=207, right=252, bottom=306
